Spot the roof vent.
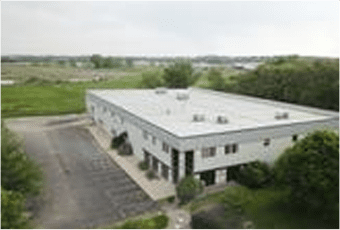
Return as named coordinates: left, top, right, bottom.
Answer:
left=176, top=92, right=189, bottom=101
left=155, top=87, right=167, bottom=94
left=192, top=114, right=205, bottom=122
left=275, top=111, right=289, bottom=120
left=216, top=115, right=228, bottom=124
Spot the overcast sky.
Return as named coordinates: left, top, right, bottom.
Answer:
left=1, top=1, right=339, bottom=57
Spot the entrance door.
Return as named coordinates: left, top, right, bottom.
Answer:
left=185, top=150, right=194, bottom=176
left=152, top=157, right=159, bottom=173
left=200, top=170, right=215, bottom=186
left=143, top=150, right=150, bottom=168
left=172, top=149, right=179, bottom=183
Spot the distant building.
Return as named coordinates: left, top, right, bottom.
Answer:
left=86, top=88, right=339, bottom=186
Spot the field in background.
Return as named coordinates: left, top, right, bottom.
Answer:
left=1, top=63, right=243, bottom=118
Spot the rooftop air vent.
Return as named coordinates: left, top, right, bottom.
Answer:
left=176, top=92, right=189, bottom=100
left=275, top=111, right=289, bottom=120
left=216, top=115, right=228, bottom=124
left=155, top=87, right=167, bottom=94
left=192, top=114, right=205, bottom=122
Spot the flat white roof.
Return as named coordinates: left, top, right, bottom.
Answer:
left=88, top=88, right=337, bottom=137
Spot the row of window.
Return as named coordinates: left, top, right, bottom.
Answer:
left=202, top=143, right=239, bottom=158
left=143, top=130, right=170, bottom=154
left=205, top=135, right=299, bottom=158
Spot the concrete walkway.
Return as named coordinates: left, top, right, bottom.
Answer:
left=86, top=123, right=176, bottom=201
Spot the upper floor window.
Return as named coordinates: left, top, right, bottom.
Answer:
left=143, top=130, right=148, bottom=140
left=152, top=136, right=157, bottom=145
left=225, top=144, right=238, bottom=154
left=225, top=145, right=230, bottom=154
left=162, top=142, right=169, bottom=153
left=264, top=138, right=270, bottom=146
left=103, top=107, right=107, bottom=112
left=202, top=147, right=216, bottom=158
left=232, top=144, right=238, bottom=153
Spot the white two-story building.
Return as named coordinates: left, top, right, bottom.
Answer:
left=86, top=88, right=339, bottom=186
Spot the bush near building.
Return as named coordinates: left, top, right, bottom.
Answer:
left=138, top=161, right=149, bottom=171
left=1, top=121, right=43, bottom=228
left=274, top=130, right=339, bottom=219
left=176, top=176, right=203, bottom=204
left=234, top=161, right=274, bottom=189
left=111, top=132, right=128, bottom=149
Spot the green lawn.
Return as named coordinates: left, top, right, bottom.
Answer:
left=1, top=75, right=142, bottom=118
left=101, top=214, right=169, bottom=229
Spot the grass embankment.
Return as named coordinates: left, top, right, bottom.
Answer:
left=101, top=214, right=169, bottom=229
left=185, top=186, right=338, bottom=229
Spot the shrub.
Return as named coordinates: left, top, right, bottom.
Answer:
left=167, top=196, right=175, bottom=203
left=118, top=142, right=133, bottom=156
left=1, top=188, right=29, bottom=229
left=176, top=176, right=203, bottom=204
left=146, top=170, right=158, bottom=180
left=1, top=122, right=43, bottom=195
left=111, top=132, right=127, bottom=149
left=234, top=161, right=274, bottom=189
left=138, top=161, right=149, bottom=171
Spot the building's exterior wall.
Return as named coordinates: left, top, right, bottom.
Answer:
left=86, top=90, right=339, bottom=185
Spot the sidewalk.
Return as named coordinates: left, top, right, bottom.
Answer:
left=86, top=123, right=176, bottom=201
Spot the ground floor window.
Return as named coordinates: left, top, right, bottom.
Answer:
left=152, top=156, right=159, bottom=173
left=161, top=163, right=169, bottom=180
left=200, top=170, right=215, bottom=186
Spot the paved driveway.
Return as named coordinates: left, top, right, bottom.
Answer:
left=6, top=116, right=158, bottom=228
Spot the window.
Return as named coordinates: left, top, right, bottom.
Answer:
left=103, top=107, right=107, bottom=112
left=292, top=134, right=298, bottom=142
left=162, top=142, right=169, bottom=153
left=202, top=147, right=216, bottom=158
left=225, top=144, right=238, bottom=154
left=232, top=144, right=238, bottom=153
left=143, top=130, right=148, bottom=140
left=110, top=111, right=115, bottom=117
left=264, top=138, right=270, bottom=146
left=225, top=145, right=230, bottom=154
left=152, top=136, right=157, bottom=145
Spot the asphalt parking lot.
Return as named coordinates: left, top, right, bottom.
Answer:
left=7, top=116, right=158, bottom=228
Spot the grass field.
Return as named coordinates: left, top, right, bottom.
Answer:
left=1, top=64, right=243, bottom=118
left=1, top=69, right=143, bottom=118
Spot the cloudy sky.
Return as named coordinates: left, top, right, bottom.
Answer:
left=2, top=1, right=339, bottom=57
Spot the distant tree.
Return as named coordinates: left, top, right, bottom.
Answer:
left=207, top=67, right=225, bottom=90
left=163, top=59, right=200, bottom=88
left=275, top=130, right=339, bottom=216
left=58, top=60, right=66, bottom=67
left=69, top=59, right=77, bottom=67
left=126, top=58, right=134, bottom=68
left=90, top=54, right=104, bottom=68
left=103, top=57, right=123, bottom=68
left=140, top=70, right=164, bottom=88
